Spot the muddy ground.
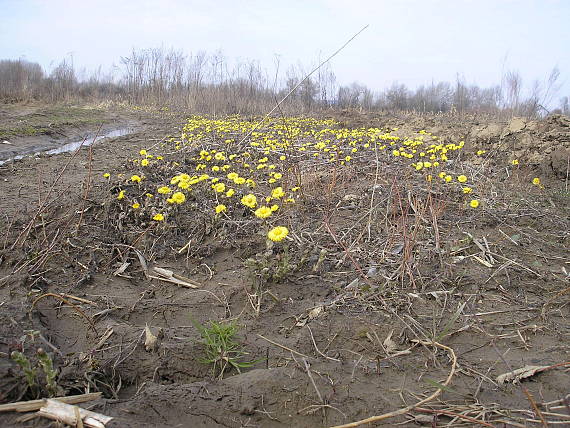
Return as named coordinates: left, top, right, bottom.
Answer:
left=0, top=104, right=569, bottom=427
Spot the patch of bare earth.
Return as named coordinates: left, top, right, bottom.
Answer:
left=0, top=107, right=569, bottom=427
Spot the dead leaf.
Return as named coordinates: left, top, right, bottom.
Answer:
left=112, top=262, right=130, bottom=276
left=383, top=330, right=398, bottom=354
left=496, top=365, right=548, bottom=384
left=144, top=324, right=158, bottom=352
left=308, top=306, right=323, bottom=320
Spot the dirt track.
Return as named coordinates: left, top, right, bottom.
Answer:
left=0, top=105, right=569, bottom=427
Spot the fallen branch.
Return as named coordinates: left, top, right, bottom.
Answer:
left=38, top=399, right=113, bottom=428
left=0, top=392, right=102, bottom=413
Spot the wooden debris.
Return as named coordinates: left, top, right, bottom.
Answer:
left=149, top=266, right=200, bottom=288
left=0, top=392, right=102, bottom=413
left=38, top=399, right=113, bottom=428
left=497, top=365, right=549, bottom=384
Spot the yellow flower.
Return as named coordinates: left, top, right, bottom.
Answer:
left=279, top=155, right=286, bottom=160
left=132, top=203, right=140, bottom=209
left=227, top=172, right=238, bottom=180
left=476, top=150, right=486, bottom=156
left=532, top=177, right=540, bottom=186
left=146, top=193, right=153, bottom=198
left=213, top=182, right=226, bottom=193
left=254, top=206, right=272, bottom=219
left=170, top=192, right=186, bottom=204
left=235, top=177, right=246, bottom=185
left=457, top=175, right=467, bottom=183
left=469, top=199, right=480, bottom=208
left=270, top=204, right=279, bottom=212
left=139, top=149, right=147, bottom=156
left=141, top=159, right=149, bottom=167
left=158, top=186, right=172, bottom=194
left=511, top=159, right=519, bottom=166
left=444, top=175, right=452, bottom=183
left=271, top=187, right=285, bottom=199
left=103, top=172, right=110, bottom=178
left=131, top=175, right=142, bottom=183
left=267, top=226, right=289, bottom=242
left=273, top=173, right=283, bottom=180
left=215, top=204, right=227, bottom=213
left=152, top=213, right=164, bottom=221
left=226, top=189, right=235, bottom=197
left=462, top=187, right=473, bottom=194
left=241, top=194, right=257, bottom=208
left=117, top=190, right=125, bottom=200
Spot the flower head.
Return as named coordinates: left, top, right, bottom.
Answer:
left=158, top=186, right=172, bottom=194
left=457, top=175, right=467, bottom=183
left=215, top=204, right=227, bottom=214
left=170, top=192, right=186, bottom=204
left=469, top=199, right=480, bottom=208
left=131, top=175, right=142, bottom=183
left=267, top=226, right=289, bottom=242
left=117, top=190, right=125, bottom=200
left=152, top=213, right=164, bottom=221
left=532, top=177, right=541, bottom=186
left=254, top=206, right=272, bottom=219
left=241, top=194, right=257, bottom=208
left=213, top=182, right=226, bottom=193
left=271, top=186, right=285, bottom=199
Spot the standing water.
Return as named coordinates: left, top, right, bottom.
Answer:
left=0, top=127, right=136, bottom=166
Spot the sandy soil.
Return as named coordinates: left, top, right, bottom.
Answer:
left=0, top=105, right=569, bottom=427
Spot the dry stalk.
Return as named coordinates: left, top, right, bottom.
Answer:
left=329, top=340, right=457, bottom=428
left=31, top=293, right=97, bottom=333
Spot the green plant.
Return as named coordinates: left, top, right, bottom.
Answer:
left=11, top=351, right=37, bottom=392
left=37, top=348, right=59, bottom=397
left=11, top=348, right=60, bottom=398
left=191, top=318, right=256, bottom=379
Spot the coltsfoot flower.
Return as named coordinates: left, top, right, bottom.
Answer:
left=241, top=194, right=257, bottom=208
left=268, top=226, right=289, bottom=242
left=170, top=192, right=186, bottom=204
left=255, top=206, right=272, bottom=219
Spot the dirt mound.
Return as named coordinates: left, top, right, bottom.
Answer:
left=469, top=114, right=570, bottom=178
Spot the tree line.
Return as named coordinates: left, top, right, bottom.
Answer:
left=1, top=48, right=567, bottom=117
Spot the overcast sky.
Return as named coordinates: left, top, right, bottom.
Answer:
left=1, top=0, right=569, bottom=103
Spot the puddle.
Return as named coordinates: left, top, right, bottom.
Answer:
left=0, top=127, right=136, bottom=166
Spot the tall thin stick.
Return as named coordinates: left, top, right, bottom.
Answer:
left=236, top=25, right=369, bottom=149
